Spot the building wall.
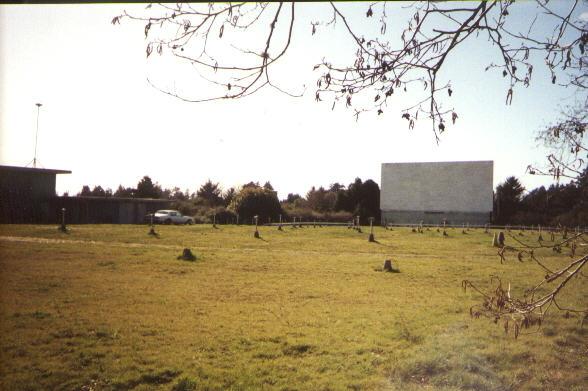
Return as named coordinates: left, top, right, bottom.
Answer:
left=119, top=202, right=134, bottom=224
left=380, top=161, right=494, bottom=224
left=0, top=169, right=57, bottom=223
left=49, top=197, right=172, bottom=224
left=381, top=210, right=493, bottom=226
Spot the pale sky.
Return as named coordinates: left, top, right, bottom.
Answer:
left=1, top=2, right=586, bottom=199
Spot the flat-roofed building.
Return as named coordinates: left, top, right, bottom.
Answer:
left=0, top=165, right=171, bottom=224
left=380, top=161, right=494, bottom=225
left=0, top=165, right=71, bottom=223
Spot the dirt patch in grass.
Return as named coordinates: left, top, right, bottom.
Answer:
left=112, top=369, right=181, bottom=390
left=282, top=343, right=313, bottom=356
left=172, top=376, right=198, bottom=391
left=392, top=326, right=508, bottom=391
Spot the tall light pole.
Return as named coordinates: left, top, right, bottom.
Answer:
left=32, top=103, right=42, bottom=168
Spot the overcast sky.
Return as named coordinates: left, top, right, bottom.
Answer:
left=1, top=2, right=586, bottom=199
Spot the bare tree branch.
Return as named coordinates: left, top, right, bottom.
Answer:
left=116, top=1, right=587, bottom=137
left=464, top=228, right=587, bottom=338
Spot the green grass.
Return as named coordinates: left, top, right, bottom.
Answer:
left=0, top=224, right=586, bottom=390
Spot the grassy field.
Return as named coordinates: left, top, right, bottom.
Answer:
left=0, top=224, right=586, bottom=390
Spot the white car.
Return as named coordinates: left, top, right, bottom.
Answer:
left=148, top=210, right=194, bottom=225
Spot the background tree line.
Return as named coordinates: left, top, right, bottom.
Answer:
left=75, top=168, right=587, bottom=227
left=494, top=168, right=588, bottom=226
left=73, top=176, right=380, bottom=224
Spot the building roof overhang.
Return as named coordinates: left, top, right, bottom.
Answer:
left=54, top=195, right=173, bottom=203
left=0, top=165, right=72, bottom=175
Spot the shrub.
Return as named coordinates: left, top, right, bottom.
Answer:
left=171, top=200, right=199, bottom=217
left=172, top=377, right=197, bottom=391
left=280, top=203, right=353, bottom=223
left=170, top=202, right=236, bottom=224
left=213, top=206, right=237, bottom=224
left=229, top=187, right=282, bottom=223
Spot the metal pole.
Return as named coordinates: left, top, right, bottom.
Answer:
left=148, top=212, right=157, bottom=235
left=254, top=215, right=260, bottom=238
left=33, top=103, right=42, bottom=168
left=59, top=207, right=67, bottom=232
left=368, top=217, right=375, bottom=242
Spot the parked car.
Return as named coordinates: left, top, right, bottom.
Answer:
left=145, top=210, right=194, bottom=225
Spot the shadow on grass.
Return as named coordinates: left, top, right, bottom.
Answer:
left=113, top=369, right=181, bottom=390
left=374, top=267, right=401, bottom=273
left=390, top=327, right=507, bottom=391
left=370, top=239, right=395, bottom=248
left=148, top=228, right=161, bottom=238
